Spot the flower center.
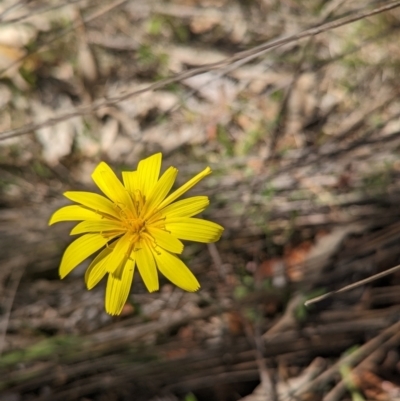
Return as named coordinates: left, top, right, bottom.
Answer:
left=125, top=217, right=145, bottom=234
left=115, top=189, right=166, bottom=244
left=116, top=189, right=149, bottom=241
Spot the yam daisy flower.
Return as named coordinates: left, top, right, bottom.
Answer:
left=49, top=153, right=223, bottom=315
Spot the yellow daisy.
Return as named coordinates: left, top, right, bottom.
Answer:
left=49, top=153, right=223, bottom=315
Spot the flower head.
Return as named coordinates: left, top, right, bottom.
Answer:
left=49, top=153, right=223, bottom=315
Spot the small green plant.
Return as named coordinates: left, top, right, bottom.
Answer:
left=146, top=16, right=165, bottom=36
left=270, top=89, right=285, bottom=102
left=340, top=363, right=365, bottom=401
left=171, top=21, right=190, bottom=43
left=262, top=184, right=276, bottom=201
left=32, top=160, right=51, bottom=178
left=238, top=128, right=264, bottom=155
left=184, top=393, right=198, bottom=401
left=362, top=165, right=392, bottom=193
left=217, top=124, right=234, bottom=156
left=137, top=44, right=157, bottom=66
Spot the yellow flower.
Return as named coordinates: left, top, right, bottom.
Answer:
left=49, top=153, right=223, bottom=315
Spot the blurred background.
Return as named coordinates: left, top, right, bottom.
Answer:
left=2, top=0, right=400, bottom=400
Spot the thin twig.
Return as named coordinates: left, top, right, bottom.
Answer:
left=0, top=256, right=26, bottom=356
left=1, top=0, right=400, bottom=141
left=207, top=243, right=225, bottom=280
left=305, top=263, right=400, bottom=306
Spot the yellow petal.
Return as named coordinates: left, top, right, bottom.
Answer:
left=70, top=220, right=125, bottom=235
left=105, top=233, right=133, bottom=273
left=152, top=247, right=200, bottom=292
left=105, top=257, right=135, bottom=315
left=142, top=166, right=178, bottom=219
left=165, top=218, right=223, bottom=243
left=137, top=153, right=162, bottom=197
left=64, top=191, right=119, bottom=218
left=49, top=205, right=103, bottom=225
left=145, top=227, right=184, bottom=254
left=135, top=238, right=159, bottom=292
left=158, top=167, right=211, bottom=210
left=91, top=162, right=134, bottom=209
left=59, top=234, right=109, bottom=278
left=122, top=171, right=138, bottom=193
left=161, top=196, right=209, bottom=219
left=85, top=247, right=113, bottom=289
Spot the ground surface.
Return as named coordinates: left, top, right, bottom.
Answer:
left=2, top=1, right=400, bottom=400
